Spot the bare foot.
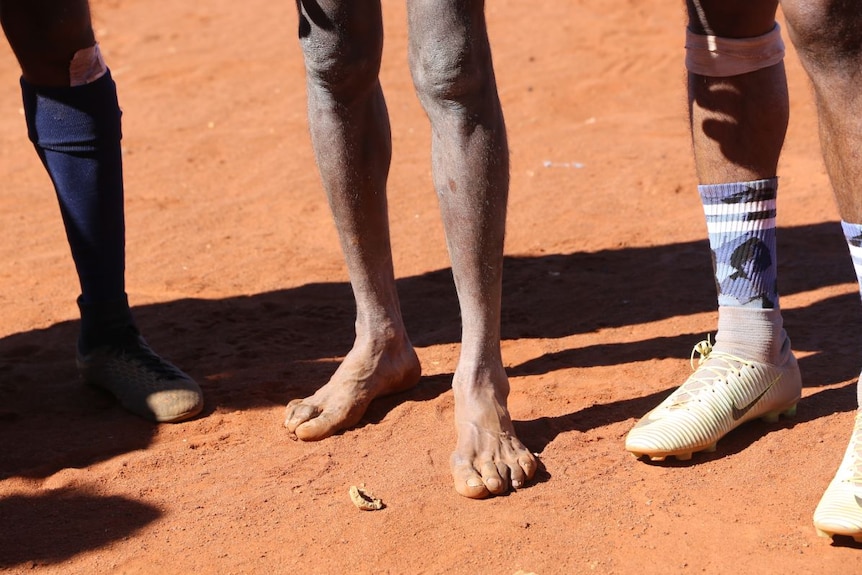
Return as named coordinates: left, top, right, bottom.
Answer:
left=284, top=334, right=421, bottom=441
left=450, top=364, right=537, bottom=499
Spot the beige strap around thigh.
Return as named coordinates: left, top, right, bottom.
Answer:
left=685, top=23, right=785, bottom=77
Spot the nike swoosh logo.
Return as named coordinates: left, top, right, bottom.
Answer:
left=731, top=376, right=780, bottom=421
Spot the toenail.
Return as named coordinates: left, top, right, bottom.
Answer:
left=467, top=478, right=483, bottom=487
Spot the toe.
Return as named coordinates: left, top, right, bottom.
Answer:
left=294, top=410, right=339, bottom=441
left=283, top=401, right=319, bottom=433
left=519, top=453, right=538, bottom=480
left=451, top=456, right=490, bottom=499
left=481, top=461, right=506, bottom=495
left=509, top=464, right=527, bottom=489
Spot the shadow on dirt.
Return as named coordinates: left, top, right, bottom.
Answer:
left=1, top=221, right=855, bottom=477
left=0, top=488, right=160, bottom=569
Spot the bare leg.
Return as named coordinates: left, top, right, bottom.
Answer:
left=783, top=0, right=862, bottom=542
left=285, top=0, right=421, bottom=440
left=407, top=0, right=536, bottom=498
left=781, top=0, right=862, bottom=222
left=687, top=0, right=787, bottom=183
left=0, top=0, right=95, bottom=86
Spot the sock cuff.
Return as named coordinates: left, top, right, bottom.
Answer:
left=699, top=178, right=778, bottom=237
left=841, top=220, right=862, bottom=244
left=21, top=69, right=122, bottom=150
left=698, top=177, right=778, bottom=204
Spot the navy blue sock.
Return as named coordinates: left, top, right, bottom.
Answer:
left=77, top=295, right=137, bottom=353
left=21, top=71, right=135, bottom=351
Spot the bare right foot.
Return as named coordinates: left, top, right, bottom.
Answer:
left=284, top=334, right=421, bottom=441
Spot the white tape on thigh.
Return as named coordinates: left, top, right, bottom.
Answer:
left=685, top=23, right=785, bottom=77
left=70, top=43, right=108, bottom=86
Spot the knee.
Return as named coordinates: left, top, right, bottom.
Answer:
left=409, top=35, right=490, bottom=109
left=783, top=0, right=862, bottom=70
left=300, top=31, right=382, bottom=100
left=2, top=1, right=96, bottom=85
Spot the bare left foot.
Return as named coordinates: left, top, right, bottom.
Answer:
left=450, top=364, right=537, bottom=499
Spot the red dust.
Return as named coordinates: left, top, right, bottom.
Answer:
left=0, top=1, right=860, bottom=573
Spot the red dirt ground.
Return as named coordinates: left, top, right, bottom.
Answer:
left=2, top=1, right=861, bottom=573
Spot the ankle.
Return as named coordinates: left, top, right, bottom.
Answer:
left=714, top=305, right=787, bottom=363
left=77, top=294, right=137, bottom=353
